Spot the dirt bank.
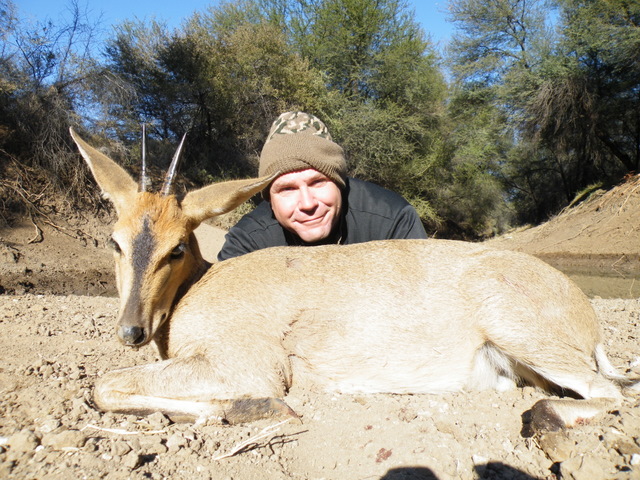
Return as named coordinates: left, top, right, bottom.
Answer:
left=487, top=176, right=640, bottom=275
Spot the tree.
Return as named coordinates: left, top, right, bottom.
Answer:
left=448, top=0, right=640, bottom=224
left=98, top=0, right=502, bottom=236
left=542, top=0, right=640, bottom=173
left=448, top=0, right=552, bottom=84
left=0, top=0, right=103, bottom=213
left=101, top=6, right=329, bottom=177
left=443, top=85, right=514, bottom=235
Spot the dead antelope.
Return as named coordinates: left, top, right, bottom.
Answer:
left=70, top=128, right=638, bottom=432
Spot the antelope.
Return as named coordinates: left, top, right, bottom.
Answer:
left=70, top=128, right=638, bottom=432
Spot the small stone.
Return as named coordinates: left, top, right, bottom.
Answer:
left=71, top=397, right=90, bottom=413
left=8, top=430, right=39, bottom=452
left=40, top=364, right=54, bottom=379
left=166, top=433, right=186, bottom=453
left=111, top=440, right=132, bottom=457
left=38, top=417, right=61, bottom=434
left=501, top=438, right=514, bottom=454
left=471, top=454, right=488, bottom=466
left=146, top=412, right=170, bottom=429
left=559, top=455, right=606, bottom=480
left=0, top=460, right=15, bottom=478
left=139, top=436, right=167, bottom=455
left=190, top=438, right=204, bottom=453
left=122, top=450, right=141, bottom=470
left=538, top=431, right=576, bottom=463
left=127, top=437, right=141, bottom=452
left=40, top=429, right=86, bottom=449
left=613, top=438, right=640, bottom=456
left=83, top=438, right=99, bottom=453
left=101, top=412, right=117, bottom=427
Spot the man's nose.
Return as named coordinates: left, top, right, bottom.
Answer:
left=298, top=186, right=318, bottom=210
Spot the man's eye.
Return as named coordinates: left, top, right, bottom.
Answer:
left=274, top=186, right=296, bottom=194
left=108, top=237, right=121, bottom=254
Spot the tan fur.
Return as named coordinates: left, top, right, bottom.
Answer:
left=71, top=128, right=638, bottom=428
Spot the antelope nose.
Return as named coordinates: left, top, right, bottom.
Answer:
left=119, top=325, right=146, bottom=345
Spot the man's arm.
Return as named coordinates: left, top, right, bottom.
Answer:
left=216, top=202, right=288, bottom=262
left=344, top=178, right=428, bottom=242
left=217, top=227, right=260, bottom=262
left=389, top=205, right=428, bottom=240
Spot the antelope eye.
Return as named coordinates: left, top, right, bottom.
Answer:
left=170, top=243, right=186, bottom=260
left=108, top=236, right=121, bottom=254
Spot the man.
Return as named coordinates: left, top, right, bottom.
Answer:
left=217, top=111, right=427, bottom=261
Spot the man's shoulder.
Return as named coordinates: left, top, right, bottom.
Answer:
left=233, top=201, right=279, bottom=231
left=217, top=201, right=286, bottom=261
left=346, top=177, right=412, bottom=212
left=342, top=177, right=426, bottom=240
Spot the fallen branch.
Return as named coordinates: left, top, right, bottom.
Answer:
left=213, top=419, right=292, bottom=461
left=81, top=424, right=165, bottom=436
left=28, top=215, right=43, bottom=244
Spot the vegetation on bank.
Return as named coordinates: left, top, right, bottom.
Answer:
left=1, top=0, right=639, bottom=239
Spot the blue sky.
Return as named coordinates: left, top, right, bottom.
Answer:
left=14, top=0, right=454, bottom=50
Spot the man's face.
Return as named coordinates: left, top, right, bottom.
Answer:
left=269, top=169, right=342, bottom=243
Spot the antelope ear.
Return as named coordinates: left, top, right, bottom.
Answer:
left=181, top=173, right=278, bottom=225
left=70, top=128, right=138, bottom=216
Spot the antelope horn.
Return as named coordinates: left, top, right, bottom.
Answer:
left=140, top=124, right=148, bottom=192
left=161, top=132, right=187, bottom=196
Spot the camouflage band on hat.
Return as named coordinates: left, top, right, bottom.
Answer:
left=266, top=112, right=332, bottom=143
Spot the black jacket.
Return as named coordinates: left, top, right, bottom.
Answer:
left=217, top=177, right=427, bottom=261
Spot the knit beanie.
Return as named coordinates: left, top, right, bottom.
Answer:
left=259, top=112, right=347, bottom=193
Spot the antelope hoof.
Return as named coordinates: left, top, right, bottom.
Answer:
left=223, top=397, right=301, bottom=425
left=528, top=399, right=566, bottom=433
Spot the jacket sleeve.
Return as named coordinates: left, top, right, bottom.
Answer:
left=217, top=226, right=261, bottom=262
left=216, top=202, right=287, bottom=262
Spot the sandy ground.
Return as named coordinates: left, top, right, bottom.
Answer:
left=0, top=294, right=638, bottom=480
left=2, top=176, right=640, bottom=479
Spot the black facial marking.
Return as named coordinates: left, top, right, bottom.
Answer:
left=132, top=216, right=156, bottom=277
left=118, top=216, right=156, bottom=335
left=128, top=216, right=156, bottom=308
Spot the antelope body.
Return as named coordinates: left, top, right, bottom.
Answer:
left=71, top=129, right=638, bottom=430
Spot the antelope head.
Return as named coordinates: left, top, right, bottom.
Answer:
left=70, top=128, right=275, bottom=347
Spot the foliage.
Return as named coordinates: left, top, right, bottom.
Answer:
left=447, top=0, right=640, bottom=224
left=100, top=7, right=329, bottom=178
left=0, top=0, right=104, bottom=219
left=97, top=0, right=467, bottom=234
left=4, top=0, right=640, bottom=238
left=444, top=85, right=514, bottom=236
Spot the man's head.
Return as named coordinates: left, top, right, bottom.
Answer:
left=259, top=112, right=347, bottom=243
left=259, top=111, right=347, bottom=187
